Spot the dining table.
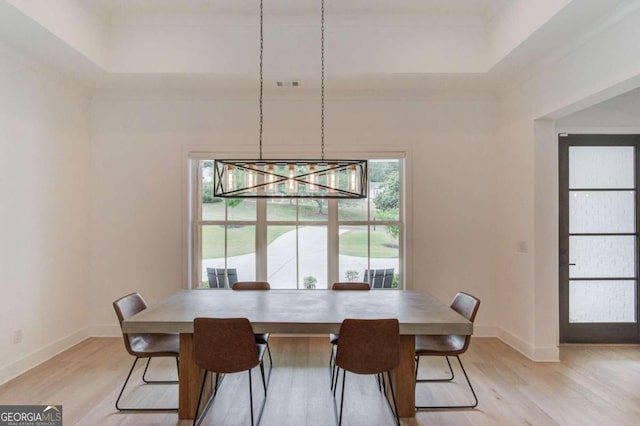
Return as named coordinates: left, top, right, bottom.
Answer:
left=121, top=289, right=473, bottom=420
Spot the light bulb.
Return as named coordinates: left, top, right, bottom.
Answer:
left=287, top=164, right=298, bottom=192
left=266, top=164, right=275, bottom=192
left=226, top=165, right=236, bottom=191
left=246, top=164, right=256, bottom=189
left=349, top=165, right=357, bottom=191
left=329, top=164, right=337, bottom=191
left=307, top=164, right=318, bottom=192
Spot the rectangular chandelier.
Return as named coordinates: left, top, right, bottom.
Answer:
left=213, top=159, right=368, bottom=198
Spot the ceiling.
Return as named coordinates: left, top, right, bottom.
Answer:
left=0, top=0, right=634, bottom=95
left=81, top=0, right=511, bottom=19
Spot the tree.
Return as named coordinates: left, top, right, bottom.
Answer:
left=345, top=270, right=360, bottom=282
left=303, top=276, right=317, bottom=289
left=373, top=170, right=399, bottom=238
left=314, top=199, right=326, bottom=215
left=374, top=171, right=399, bottom=211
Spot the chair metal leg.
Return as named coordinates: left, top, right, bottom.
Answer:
left=415, top=355, right=478, bottom=410
left=259, top=361, right=267, bottom=396
left=142, top=357, right=180, bottom=384
left=249, top=370, right=255, bottom=426
left=329, top=345, right=336, bottom=389
left=193, top=371, right=208, bottom=426
left=338, top=370, right=346, bottom=426
left=386, top=371, right=400, bottom=426
left=266, top=341, right=273, bottom=367
left=415, top=355, right=454, bottom=383
left=115, top=357, right=178, bottom=412
left=251, top=366, right=268, bottom=426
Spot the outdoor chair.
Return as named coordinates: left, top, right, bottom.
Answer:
left=206, top=268, right=238, bottom=288
left=333, top=319, right=400, bottom=426
left=192, top=318, right=268, bottom=426
left=364, top=268, right=394, bottom=288
left=415, top=292, right=481, bottom=410
left=112, top=292, right=179, bottom=412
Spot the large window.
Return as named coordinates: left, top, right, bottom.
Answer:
left=191, top=159, right=403, bottom=289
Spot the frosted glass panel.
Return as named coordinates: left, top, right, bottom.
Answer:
left=569, top=191, right=635, bottom=233
left=569, top=146, right=634, bottom=189
left=569, top=236, right=635, bottom=278
left=569, top=281, right=636, bottom=323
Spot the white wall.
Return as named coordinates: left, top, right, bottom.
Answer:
left=495, top=4, right=640, bottom=361
left=0, top=40, right=91, bottom=383
left=108, top=14, right=488, bottom=74
left=89, top=92, right=501, bottom=336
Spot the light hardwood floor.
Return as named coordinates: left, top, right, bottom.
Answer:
left=1, top=337, right=639, bottom=425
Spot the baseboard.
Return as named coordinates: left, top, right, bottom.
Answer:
left=496, top=327, right=559, bottom=362
left=0, top=327, right=90, bottom=386
left=472, top=324, right=497, bottom=338
left=0, top=323, right=558, bottom=386
left=89, top=324, right=121, bottom=337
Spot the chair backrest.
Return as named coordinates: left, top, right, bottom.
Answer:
left=450, top=292, right=481, bottom=352
left=233, top=281, right=271, bottom=290
left=382, top=268, right=394, bottom=288
left=206, top=267, right=220, bottom=288
left=227, top=269, right=238, bottom=287
left=364, top=269, right=386, bottom=288
left=113, top=292, right=147, bottom=355
left=193, top=318, right=259, bottom=373
left=208, top=268, right=239, bottom=288
left=331, top=282, right=370, bottom=291
left=215, top=269, right=227, bottom=288
left=372, top=269, right=385, bottom=288
left=335, top=319, right=400, bottom=374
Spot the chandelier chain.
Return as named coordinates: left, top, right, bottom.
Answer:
left=320, top=0, right=325, bottom=160
left=259, top=0, right=264, bottom=160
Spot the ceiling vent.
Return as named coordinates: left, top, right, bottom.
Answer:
left=276, top=81, right=300, bottom=87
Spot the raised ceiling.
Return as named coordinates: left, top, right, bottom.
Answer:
left=0, top=0, right=633, bottom=95
left=81, top=0, right=511, bottom=18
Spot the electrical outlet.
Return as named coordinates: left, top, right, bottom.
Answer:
left=516, top=240, right=528, bottom=253
left=13, top=329, right=22, bottom=344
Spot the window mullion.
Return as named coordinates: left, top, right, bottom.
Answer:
left=328, top=199, right=339, bottom=286
left=256, top=199, right=267, bottom=281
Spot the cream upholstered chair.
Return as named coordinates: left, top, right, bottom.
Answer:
left=232, top=281, right=273, bottom=368
left=415, top=292, right=480, bottom=409
left=333, top=319, right=400, bottom=426
left=113, top=292, right=179, bottom=412
left=193, top=317, right=268, bottom=426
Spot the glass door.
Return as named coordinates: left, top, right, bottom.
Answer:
left=559, top=134, right=640, bottom=342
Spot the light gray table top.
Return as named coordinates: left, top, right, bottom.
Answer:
left=122, top=289, right=473, bottom=335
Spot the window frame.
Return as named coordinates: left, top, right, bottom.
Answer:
left=186, top=150, right=408, bottom=290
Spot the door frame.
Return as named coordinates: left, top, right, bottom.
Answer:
left=559, top=134, right=640, bottom=343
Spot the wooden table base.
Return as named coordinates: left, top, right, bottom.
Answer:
left=179, top=333, right=212, bottom=419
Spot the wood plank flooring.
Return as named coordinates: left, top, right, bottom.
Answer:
left=1, top=337, right=639, bottom=425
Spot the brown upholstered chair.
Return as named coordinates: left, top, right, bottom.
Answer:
left=232, top=281, right=273, bottom=368
left=113, top=292, right=179, bottom=412
left=329, top=282, right=370, bottom=388
left=333, top=319, right=400, bottom=426
left=193, top=318, right=268, bottom=426
left=415, top=292, right=480, bottom=410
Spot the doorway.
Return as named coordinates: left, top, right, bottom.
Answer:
left=559, top=134, right=640, bottom=343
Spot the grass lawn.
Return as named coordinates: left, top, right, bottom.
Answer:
left=202, top=225, right=294, bottom=258
left=201, top=200, right=396, bottom=259
left=339, top=227, right=398, bottom=258
left=202, top=200, right=377, bottom=221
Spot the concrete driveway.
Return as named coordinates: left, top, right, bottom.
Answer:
left=202, top=226, right=398, bottom=289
